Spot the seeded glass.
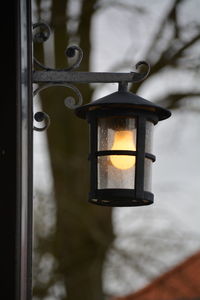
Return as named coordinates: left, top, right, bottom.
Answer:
left=144, top=158, right=152, bottom=192
left=98, top=117, right=137, bottom=189
left=145, top=121, right=154, bottom=153
left=144, top=121, right=154, bottom=192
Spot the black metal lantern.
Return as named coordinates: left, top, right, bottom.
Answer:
left=75, top=84, right=171, bottom=207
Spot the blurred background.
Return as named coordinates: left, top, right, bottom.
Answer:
left=32, top=0, right=200, bottom=299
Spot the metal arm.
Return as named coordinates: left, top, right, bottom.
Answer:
left=33, top=69, right=149, bottom=84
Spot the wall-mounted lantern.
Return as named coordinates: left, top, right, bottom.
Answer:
left=75, top=83, right=171, bottom=206
left=33, top=23, right=171, bottom=207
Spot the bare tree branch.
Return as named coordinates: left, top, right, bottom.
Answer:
left=155, top=92, right=200, bottom=109
left=144, top=0, right=183, bottom=59
left=94, top=0, right=148, bottom=14
left=170, top=33, right=200, bottom=62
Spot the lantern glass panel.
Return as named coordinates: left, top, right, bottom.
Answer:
left=98, top=117, right=137, bottom=151
left=145, top=121, right=154, bottom=153
left=144, top=158, right=152, bottom=192
left=97, top=117, right=136, bottom=189
left=98, top=155, right=136, bottom=189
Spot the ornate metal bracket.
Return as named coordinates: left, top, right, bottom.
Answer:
left=33, top=22, right=150, bottom=131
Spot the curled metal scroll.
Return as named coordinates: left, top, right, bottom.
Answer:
left=33, top=83, right=83, bottom=131
left=33, top=22, right=51, bottom=43
left=132, top=60, right=151, bottom=82
left=33, top=22, right=83, bottom=71
left=33, top=111, right=50, bottom=132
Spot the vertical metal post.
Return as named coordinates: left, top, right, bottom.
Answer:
left=17, top=0, right=33, bottom=300
left=1, top=0, right=33, bottom=299
left=18, top=0, right=33, bottom=299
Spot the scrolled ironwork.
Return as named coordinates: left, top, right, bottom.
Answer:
left=33, top=23, right=83, bottom=71
left=33, top=83, right=83, bottom=131
left=33, top=111, right=50, bottom=132
left=33, top=22, right=51, bottom=43
left=134, top=60, right=151, bottom=82
left=65, top=45, right=83, bottom=71
left=32, top=22, right=151, bottom=131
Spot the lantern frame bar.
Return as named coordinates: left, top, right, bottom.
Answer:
left=89, top=115, right=98, bottom=192
left=135, top=116, right=146, bottom=199
left=90, top=151, right=155, bottom=162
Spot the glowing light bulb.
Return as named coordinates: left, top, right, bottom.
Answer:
left=110, top=130, right=136, bottom=170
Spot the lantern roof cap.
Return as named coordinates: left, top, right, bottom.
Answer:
left=75, top=90, right=171, bottom=121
